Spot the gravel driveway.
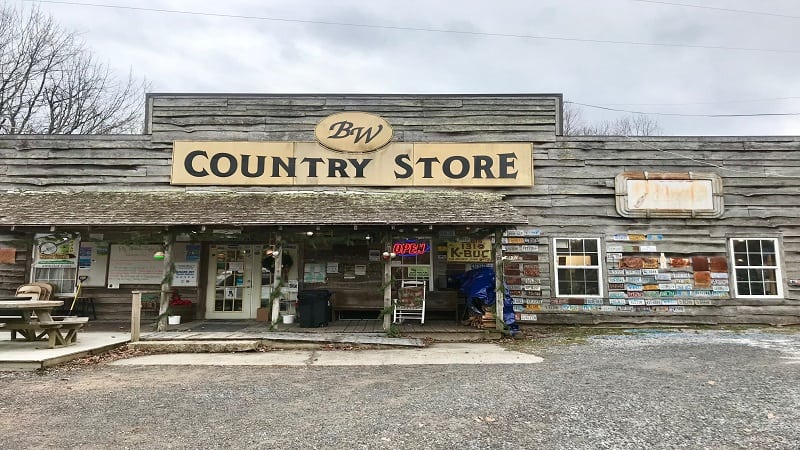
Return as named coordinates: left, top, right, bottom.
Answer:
left=1, top=328, right=798, bottom=449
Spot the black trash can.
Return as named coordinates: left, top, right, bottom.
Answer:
left=298, top=289, right=332, bottom=328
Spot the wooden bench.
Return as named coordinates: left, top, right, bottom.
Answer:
left=3, top=316, right=88, bottom=348
left=38, top=317, right=88, bottom=348
left=329, top=290, right=460, bottom=321
left=3, top=319, right=54, bottom=341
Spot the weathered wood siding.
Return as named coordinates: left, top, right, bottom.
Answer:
left=146, top=94, right=562, bottom=144
left=0, top=231, right=30, bottom=297
left=1, top=94, right=799, bottom=325
left=508, top=136, right=800, bottom=325
left=1, top=94, right=561, bottom=192
left=0, top=135, right=166, bottom=191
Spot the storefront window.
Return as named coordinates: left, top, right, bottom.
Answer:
left=730, top=238, right=782, bottom=297
left=391, top=238, right=432, bottom=289
left=33, top=266, right=77, bottom=294
left=554, top=238, right=602, bottom=297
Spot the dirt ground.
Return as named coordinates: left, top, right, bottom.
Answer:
left=2, top=326, right=799, bottom=449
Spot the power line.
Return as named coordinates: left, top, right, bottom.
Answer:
left=591, top=96, right=800, bottom=107
left=20, top=0, right=800, bottom=54
left=623, top=135, right=796, bottom=178
left=566, top=101, right=800, bottom=117
left=629, top=0, right=800, bottom=20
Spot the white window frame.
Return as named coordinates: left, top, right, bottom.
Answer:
left=729, top=237, right=783, bottom=298
left=553, top=237, right=603, bottom=298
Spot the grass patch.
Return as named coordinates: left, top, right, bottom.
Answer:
left=500, top=326, right=634, bottom=353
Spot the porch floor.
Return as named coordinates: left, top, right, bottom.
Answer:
left=140, top=319, right=501, bottom=343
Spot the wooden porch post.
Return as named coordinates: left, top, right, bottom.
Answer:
left=130, top=291, right=142, bottom=342
left=271, top=240, right=284, bottom=324
left=383, top=243, right=392, bottom=331
left=156, top=233, right=175, bottom=331
left=494, top=228, right=505, bottom=332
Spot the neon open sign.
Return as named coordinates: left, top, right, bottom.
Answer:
left=392, top=240, right=430, bottom=257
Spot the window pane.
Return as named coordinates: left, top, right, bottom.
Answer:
left=558, top=268, right=599, bottom=295
left=34, top=267, right=77, bottom=294
left=588, top=253, right=599, bottom=265
left=763, top=254, right=776, bottom=266
left=555, top=238, right=601, bottom=296
left=736, top=281, right=751, bottom=296
left=751, top=283, right=765, bottom=296
left=746, top=251, right=763, bottom=266
left=558, top=278, right=571, bottom=294
left=732, top=239, right=780, bottom=297
left=747, top=268, right=761, bottom=282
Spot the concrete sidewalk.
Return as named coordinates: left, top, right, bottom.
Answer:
left=110, top=343, right=543, bottom=366
left=2, top=330, right=542, bottom=370
left=0, top=332, right=130, bottom=371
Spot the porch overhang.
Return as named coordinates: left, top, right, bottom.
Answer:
left=0, top=191, right=528, bottom=227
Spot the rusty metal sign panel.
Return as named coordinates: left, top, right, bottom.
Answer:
left=614, top=172, right=723, bottom=218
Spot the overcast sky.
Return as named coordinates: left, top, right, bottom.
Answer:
left=17, top=0, right=800, bottom=136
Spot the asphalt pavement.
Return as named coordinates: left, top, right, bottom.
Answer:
left=1, top=327, right=798, bottom=449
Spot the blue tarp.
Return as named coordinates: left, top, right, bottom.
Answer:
left=456, top=267, right=519, bottom=335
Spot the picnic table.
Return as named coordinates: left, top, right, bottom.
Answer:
left=0, top=296, right=88, bottom=348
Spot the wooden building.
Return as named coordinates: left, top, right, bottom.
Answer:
left=1, top=93, right=799, bottom=326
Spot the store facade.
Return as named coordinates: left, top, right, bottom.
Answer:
left=1, top=93, right=799, bottom=327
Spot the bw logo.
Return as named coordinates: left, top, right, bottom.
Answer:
left=327, top=121, right=384, bottom=144
left=315, top=112, right=393, bottom=152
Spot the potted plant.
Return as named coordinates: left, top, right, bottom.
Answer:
left=168, top=290, right=195, bottom=323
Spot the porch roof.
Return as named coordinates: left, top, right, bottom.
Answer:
left=0, top=190, right=528, bottom=227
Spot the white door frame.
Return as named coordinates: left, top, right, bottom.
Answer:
left=205, top=244, right=262, bottom=319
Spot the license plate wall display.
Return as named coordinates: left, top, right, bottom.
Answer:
left=504, top=228, right=547, bottom=321
left=605, top=233, right=730, bottom=312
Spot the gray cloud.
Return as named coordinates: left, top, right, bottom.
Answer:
left=27, top=0, right=800, bottom=135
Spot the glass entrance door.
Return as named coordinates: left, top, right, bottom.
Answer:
left=205, top=244, right=261, bottom=319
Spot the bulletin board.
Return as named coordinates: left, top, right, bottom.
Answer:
left=107, top=245, right=164, bottom=287
left=77, top=242, right=110, bottom=287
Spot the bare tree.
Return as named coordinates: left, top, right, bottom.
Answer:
left=0, top=4, right=146, bottom=134
left=562, top=101, right=662, bottom=136
left=561, top=100, right=585, bottom=136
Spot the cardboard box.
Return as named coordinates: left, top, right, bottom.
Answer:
left=256, top=307, right=270, bottom=322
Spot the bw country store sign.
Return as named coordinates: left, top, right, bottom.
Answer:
left=171, top=112, right=533, bottom=187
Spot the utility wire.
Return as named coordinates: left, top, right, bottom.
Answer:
left=20, top=0, right=800, bottom=54
left=19, top=0, right=800, bottom=118
left=622, top=135, right=796, bottom=178
left=594, top=96, right=800, bottom=107
left=566, top=101, right=800, bottom=117
left=629, top=0, right=800, bottom=20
